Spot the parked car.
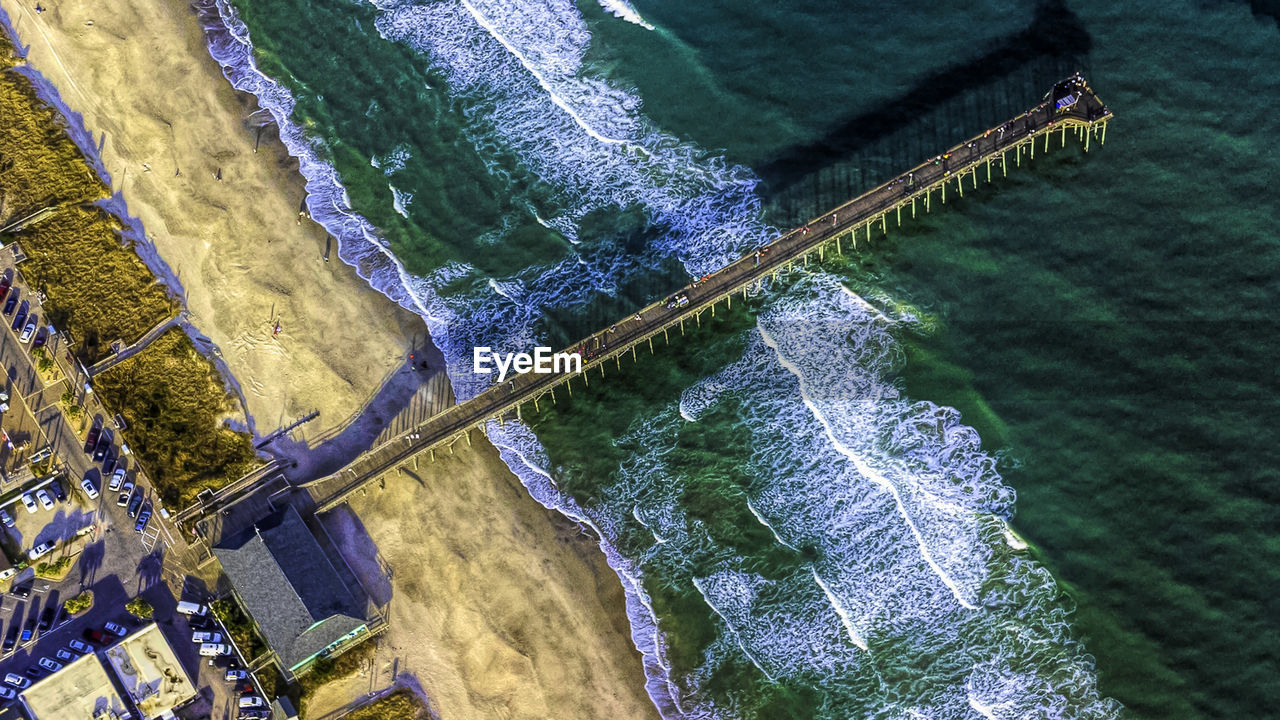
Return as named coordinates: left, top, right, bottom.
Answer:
left=127, top=493, right=144, bottom=519
left=117, top=481, right=134, bottom=507
left=20, top=493, right=37, bottom=513
left=92, top=429, right=113, bottom=461
left=85, top=421, right=103, bottom=453
left=238, top=710, right=270, bottom=720
left=51, top=481, right=67, bottom=503
left=177, top=601, right=209, bottom=617
left=108, top=467, right=127, bottom=492
left=2, top=673, right=29, bottom=688
left=28, top=541, right=55, bottom=561
left=54, top=607, right=71, bottom=629
left=0, top=508, right=13, bottom=527
left=11, top=302, right=28, bottom=330
left=67, top=639, right=92, bottom=653
left=101, top=449, right=116, bottom=473
left=0, top=276, right=11, bottom=300
left=9, top=301, right=27, bottom=328
left=35, top=489, right=53, bottom=510
left=199, top=643, right=233, bottom=657
left=38, top=607, right=55, bottom=632
left=0, top=686, right=14, bottom=700
left=239, top=695, right=266, bottom=708
left=21, top=617, right=36, bottom=642
left=2, top=292, right=17, bottom=315
left=103, top=622, right=127, bottom=637
left=191, top=631, right=223, bottom=644
left=225, top=668, right=248, bottom=681
left=83, top=628, right=108, bottom=644
left=37, top=657, right=62, bottom=672
left=81, top=473, right=99, bottom=499
left=19, top=319, right=36, bottom=343
left=55, top=648, right=74, bottom=661
left=3, top=628, right=18, bottom=653
left=9, top=582, right=31, bottom=599
left=32, top=327, right=47, bottom=349
left=22, top=666, right=40, bottom=678
left=134, top=507, right=152, bottom=533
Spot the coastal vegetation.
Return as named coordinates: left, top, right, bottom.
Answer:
left=64, top=590, right=94, bottom=614
left=12, top=205, right=176, bottom=361
left=211, top=598, right=267, bottom=661
left=94, top=330, right=257, bottom=506
left=340, top=689, right=429, bottom=720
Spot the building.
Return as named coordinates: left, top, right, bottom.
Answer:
left=19, top=653, right=132, bottom=720
left=103, top=623, right=196, bottom=719
left=214, top=505, right=376, bottom=677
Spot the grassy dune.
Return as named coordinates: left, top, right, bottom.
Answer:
left=13, top=204, right=176, bottom=360
left=94, top=330, right=258, bottom=506
left=342, top=689, right=430, bottom=720
left=0, top=65, right=104, bottom=221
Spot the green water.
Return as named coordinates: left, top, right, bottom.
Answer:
left=221, top=0, right=1279, bottom=716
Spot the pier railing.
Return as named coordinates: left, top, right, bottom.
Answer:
left=182, top=76, right=1113, bottom=521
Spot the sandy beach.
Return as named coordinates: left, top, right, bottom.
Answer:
left=318, top=439, right=660, bottom=720
left=2, top=1, right=660, bottom=716
left=1, top=0, right=423, bottom=438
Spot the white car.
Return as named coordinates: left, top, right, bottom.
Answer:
left=55, top=648, right=74, bottom=661
left=37, top=657, right=62, bottom=672
left=35, top=489, right=53, bottom=510
left=199, top=643, right=233, bottom=657
left=20, top=493, right=37, bottom=513
left=191, top=631, right=223, bottom=644
left=103, top=622, right=128, bottom=637
left=27, top=541, right=55, bottom=561
left=108, top=467, right=127, bottom=492
left=81, top=474, right=99, bottom=499
left=238, top=696, right=265, bottom=708
left=0, top=686, right=13, bottom=700
left=19, top=320, right=36, bottom=343
left=2, top=673, right=30, bottom=688
left=67, top=639, right=92, bottom=653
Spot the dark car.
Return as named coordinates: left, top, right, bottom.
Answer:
left=0, top=276, right=11, bottom=301
left=93, top=428, right=113, bottom=461
left=9, top=583, right=31, bottom=599
left=101, top=450, right=116, bottom=474
left=2, top=291, right=17, bottom=316
left=23, top=666, right=40, bottom=678
left=54, top=607, right=71, bottom=629
left=11, top=301, right=28, bottom=330
left=32, top=327, right=47, bottom=349
left=127, top=492, right=144, bottom=519
left=51, top=480, right=67, bottom=503
left=134, top=506, right=152, bottom=532
left=2, top=627, right=17, bottom=652
left=85, top=421, right=103, bottom=453
left=83, top=628, right=108, bottom=644
left=37, top=607, right=54, bottom=632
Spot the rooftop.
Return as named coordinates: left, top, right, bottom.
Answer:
left=103, top=623, right=196, bottom=719
left=19, top=653, right=132, bottom=720
left=214, top=505, right=368, bottom=669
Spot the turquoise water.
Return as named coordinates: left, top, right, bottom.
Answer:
left=208, top=0, right=1279, bottom=716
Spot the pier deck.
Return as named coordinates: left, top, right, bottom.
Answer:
left=182, top=76, right=1113, bottom=522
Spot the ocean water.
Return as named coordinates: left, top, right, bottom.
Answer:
left=202, top=0, right=1279, bottom=717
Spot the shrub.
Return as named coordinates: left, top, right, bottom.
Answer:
left=344, top=689, right=429, bottom=720
left=93, top=330, right=258, bottom=506
left=212, top=599, right=266, bottom=661
left=64, top=591, right=94, bottom=614
left=125, top=597, right=154, bottom=619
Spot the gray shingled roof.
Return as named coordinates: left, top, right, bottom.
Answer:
left=214, top=506, right=367, bottom=669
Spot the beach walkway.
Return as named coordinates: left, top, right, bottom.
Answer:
left=182, top=75, right=1113, bottom=524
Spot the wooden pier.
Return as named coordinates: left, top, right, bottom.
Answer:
left=184, top=76, right=1113, bottom=522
